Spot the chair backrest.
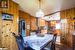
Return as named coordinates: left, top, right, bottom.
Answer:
left=40, top=34, right=57, bottom=50
left=50, top=34, right=57, bottom=50
left=53, top=34, right=57, bottom=42
left=12, top=33, right=25, bottom=50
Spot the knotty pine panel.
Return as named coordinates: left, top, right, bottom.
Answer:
left=30, top=16, right=37, bottom=31
left=0, top=12, right=2, bottom=47
left=39, top=19, right=46, bottom=26
left=0, top=0, right=19, bottom=50
left=60, top=8, right=75, bottom=47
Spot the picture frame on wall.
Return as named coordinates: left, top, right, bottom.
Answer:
left=2, top=13, right=13, bottom=21
left=0, top=0, right=9, bottom=8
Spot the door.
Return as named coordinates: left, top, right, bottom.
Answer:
left=2, top=20, right=13, bottom=50
left=19, top=20, right=26, bottom=41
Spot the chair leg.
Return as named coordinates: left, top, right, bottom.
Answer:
left=51, top=44, right=55, bottom=50
left=73, top=46, right=75, bottom=50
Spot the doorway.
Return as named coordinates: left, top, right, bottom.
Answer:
left=2, top=20, right=13, bottom=50
left=19, top=20, right=26, bottom=38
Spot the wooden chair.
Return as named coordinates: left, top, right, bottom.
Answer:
left=41, top=34, right=57, bottom=50
left=12, top=32, right=25, bottom=50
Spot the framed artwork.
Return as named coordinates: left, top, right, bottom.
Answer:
left=0, top=0, right=9, bottom=8
left=2, top=13, right=13, bottom=21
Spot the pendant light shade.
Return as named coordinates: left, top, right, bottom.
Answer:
left=36, top=9, right=44, bottom=18
left=36, top=0, right=44, bottom=18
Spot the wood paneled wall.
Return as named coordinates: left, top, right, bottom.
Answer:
left=19, top=10, right=48, bottom=35
left=0, top=0, right=49, bottom=50
left=0, top=11, right=2, bottom=47
left=19, top=10, right=31, bottom=36
left=19, top=10, right=38, bottom=36
left=0, top=0, right=19, bottom=50
left=60, top=8, right=75, bottom=47
left=39, top=19, right=46, bottom=26
left=60, top=8, right=75, bottom=19
left=30, top=16, right=37, bottom=31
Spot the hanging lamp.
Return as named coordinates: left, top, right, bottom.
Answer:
left=36, top=0, right=44, bottom=18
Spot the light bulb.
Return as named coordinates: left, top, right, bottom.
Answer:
left=36, top=9, right=44, bottom=18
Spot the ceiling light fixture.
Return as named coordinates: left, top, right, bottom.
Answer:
left=36, top=0, right=44, bottom=18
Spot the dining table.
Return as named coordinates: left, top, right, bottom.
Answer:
left=23, top=34, right=53, bottom=50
